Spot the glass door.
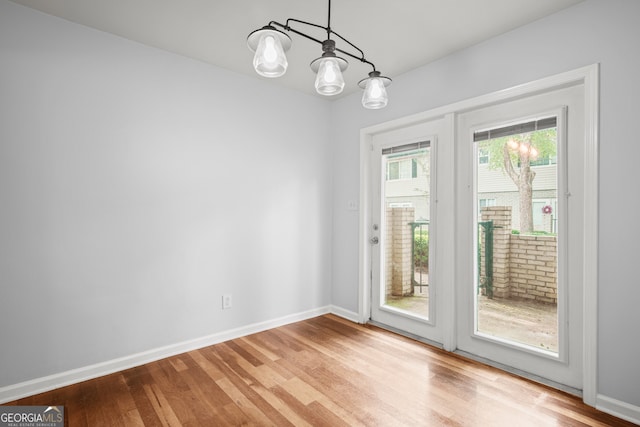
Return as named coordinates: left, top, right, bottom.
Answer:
left=455, top=84, right=585, bottom=389
left=369, top=119, right=445, bottom=344
left=474, top=117, right=560, bottom=354
left=361, top=66, right=597, bottom=397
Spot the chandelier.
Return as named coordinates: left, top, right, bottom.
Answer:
left=247, top=0, right=392, bottom=109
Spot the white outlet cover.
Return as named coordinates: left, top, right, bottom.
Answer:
left=222, top=294, right=232, bottom=309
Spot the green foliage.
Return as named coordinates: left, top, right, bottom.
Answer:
left=480, top=128, right=557, bottom=172
left=414, top=227, right=429, bottom=238
left=512, top=229, right=556, bottom=236
left=414, top=235, right=429, bottom=268
left=527, top=230, right=556, bottom=236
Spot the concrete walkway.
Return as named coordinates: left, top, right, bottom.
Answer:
left=385, top=292, right=558, bottom=352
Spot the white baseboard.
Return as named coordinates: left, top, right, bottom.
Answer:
left=0, top=306, right=331, bottom=404
left=329, top=305, right=361, bottom=323
left=597, top=394, right=640, bottom=425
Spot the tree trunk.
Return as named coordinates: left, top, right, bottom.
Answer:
left=502, top=140, right=536, bottom=233
left=519, top=165, right=534, bottom=232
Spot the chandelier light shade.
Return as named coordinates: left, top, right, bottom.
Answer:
left=313, top=57, right=346, bottom=95
left=248, top=26, right=292, bottom=78
left=359, top=71, right=392, bottom=109
left=247, top=0, right=391, bottom=109
left=310, top=40, right=348, bottom=96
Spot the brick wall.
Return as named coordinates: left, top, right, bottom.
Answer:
left=509, top=234, right=557, bottom=303
left=385, top=207, right=414, bottom=297
left=480, top=206, right=512, bottom=299
left=480, top=206, right=557, bottom=304
left=382, top=205, right=557, bottom=303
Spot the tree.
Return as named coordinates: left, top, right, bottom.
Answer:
left=481, top=128, right=556, bottom=233
left=412, top=150, right=430, bottom=198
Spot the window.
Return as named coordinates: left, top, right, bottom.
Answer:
left=387, top=161, right=400, bottom=180
left=478, top=198, right=496, bottom=216
left=479, top=148, right=489, bottom=164
left=473, top=115, right=560, bottom=353
left=386, top=158, right=418, bottom=180
left=388, top=202, right=413, bottom=208
left=529, top=155, right=557, bottom=167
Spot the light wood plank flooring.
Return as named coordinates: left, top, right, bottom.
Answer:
left=5, top=314, right=634, bottom=426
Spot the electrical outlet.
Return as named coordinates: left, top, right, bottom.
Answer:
left=222, top=294, right=232, bottom=310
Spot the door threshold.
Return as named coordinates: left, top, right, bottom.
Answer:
left=367, top=320, right=582, bottom=398
left=454, top=349, right=582, bottom=398
left=367, top=320, right=443, bottom=350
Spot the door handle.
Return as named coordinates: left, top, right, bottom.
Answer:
left=370, top=236, right=379, bottom=245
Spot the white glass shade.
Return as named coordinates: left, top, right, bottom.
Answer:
left=361, top=76, right=388, bottom=109
left=253, top=33, right=288, bottom=78
left=314, top=57, right=345, bottom=96
left=358, top=72, right=391, bottom=109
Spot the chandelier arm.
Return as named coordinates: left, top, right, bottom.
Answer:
left=273, top=21, right=327, bottom=48
left=330, top=30, right=377, bottom=71
left=329, top=30, right=364, bottom=59
left=335, top=47, right=377, bottom=72
left=267, top=20, right=377, bottom=72
left=284, top=18, right=328, bottom=34
left=269, top=20, right=328, bottom=47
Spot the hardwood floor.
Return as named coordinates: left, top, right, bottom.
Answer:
left=5, top=314, right=634, bottom=426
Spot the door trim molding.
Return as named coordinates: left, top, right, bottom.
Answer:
left=359, top=64, right=599, bottom=405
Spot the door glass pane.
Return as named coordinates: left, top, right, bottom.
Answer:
left=474, top=120, right=559, bottom=354
left=382, top=145, right=430, bottom=319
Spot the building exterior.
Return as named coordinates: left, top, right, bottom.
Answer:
left=477, top=157, right=558, bottom=233
left=385, top=148, right=558, bottom=233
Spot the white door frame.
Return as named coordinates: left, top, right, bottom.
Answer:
left=358, top=64, right=599, bottom=405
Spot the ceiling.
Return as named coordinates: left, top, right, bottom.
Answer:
left=10, top=0, right=584, bottom=99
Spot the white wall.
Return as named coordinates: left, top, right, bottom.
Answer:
left=0, top=1, right=332, bottom=387
left=330, top=0, right=640, bottom=412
